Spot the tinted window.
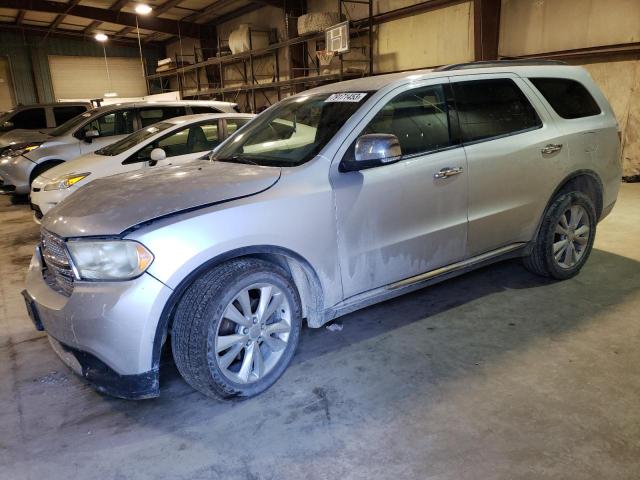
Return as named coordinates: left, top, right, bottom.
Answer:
left=363, top=84, right=453, bottom=156
left=81, top=109, right=135, bottom=137
left=138, top=107, right=186, bottom=127
left=11, top=108, right=47, bottom=129
left=190, top=106, right=220, bottom=114
left=53, top=105, right=87, bottom=125
left=530, top=78, right=601, bottom=119
left=452, top=78, right=541, bottom=143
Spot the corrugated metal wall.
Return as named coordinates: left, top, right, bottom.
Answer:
left=0, top=31, right=162, bottom=105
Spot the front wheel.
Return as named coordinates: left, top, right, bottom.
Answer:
left=523, top=191, right=596, bottom=280
left=171, top=258, right=302, bottom=399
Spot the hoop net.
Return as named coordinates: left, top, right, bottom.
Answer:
left=316, top=50, right=335, bottom=66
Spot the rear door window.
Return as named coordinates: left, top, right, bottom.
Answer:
left=10, top=108, right=47, bottom=129
left=452, top=78, right=542, bottom=143
left=190, top=106, right=221, bottom=114
left=138, top=106, right=187, bottom=127
left=530, top=78, right=601, bottom=119
left=225, top=118, right=249, bottom=136
left=53, top=105, right=88, bottom=125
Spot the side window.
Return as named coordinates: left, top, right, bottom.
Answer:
left=138, top=107, right=187, bottom=127
left=530, top=78, right=601, bottom=119
left=53, top=106, right=87, bottom=125
left=11, top=108, right=47, bottom=129
left=131, top=121, right=221, bottom=163
left=452, top=78, right=542, bottom=143
left=225, top=118, right=249, bottom=136
left=362, top=84, right=453, bottom=156
left=190, top=106, right=221, bottom=114
left=81, top=109, right=135, bottom=137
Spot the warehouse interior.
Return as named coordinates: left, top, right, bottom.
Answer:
left=1, top=0, right=639, bottom=478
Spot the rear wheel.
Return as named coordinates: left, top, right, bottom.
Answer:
left=171, top=258, right=302, bottom=399
left=524, top=191, right=596, bottom=279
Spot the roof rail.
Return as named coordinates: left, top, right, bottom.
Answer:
left=435, top=59, right=568, bottom=71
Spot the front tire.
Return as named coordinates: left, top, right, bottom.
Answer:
left=524, top=191, right=596, bottom=280
left=171, top=258, right=302, bottom=399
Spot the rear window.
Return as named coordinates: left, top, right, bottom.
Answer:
left=452, top=78, right=542, bottom=143
left=530, top=78, right=601, bottom=119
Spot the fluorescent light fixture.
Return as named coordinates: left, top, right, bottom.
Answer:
left=135, top=4, right=152, bottom=15
left=104, top=92, right=118, bottom=98
left=95, top=32, right=108, bottom=42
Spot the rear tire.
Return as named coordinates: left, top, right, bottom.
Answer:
left=171, top=258, right=302, bottom=399
left=523, top=191, right=596, bottom=280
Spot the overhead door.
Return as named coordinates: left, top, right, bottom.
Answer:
left=48, top=55, right=146, bottom=100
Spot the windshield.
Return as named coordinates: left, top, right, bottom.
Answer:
left=49, top=110, right=97, bottom=137
left=213, top=92, right=371, bottom=167
left=95, top=122, right=173, bottom=156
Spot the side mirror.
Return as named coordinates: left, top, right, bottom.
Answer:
left=150, top=148, right=166, bottom=162
left=341, top=134, right=402, bottom=172
left=84, top=129, right=99, bottom=142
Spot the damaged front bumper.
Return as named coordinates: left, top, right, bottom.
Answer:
left=24, top=246, right=174, bottom=399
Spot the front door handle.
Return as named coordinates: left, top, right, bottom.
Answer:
left=541, top=143, right=563, bottom=155
left=434, top=166, right=464, bottom=179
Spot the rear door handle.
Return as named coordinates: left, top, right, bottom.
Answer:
left=541, top=144, right=563, bottom=155
left=434, top=166, right=464, bottom=179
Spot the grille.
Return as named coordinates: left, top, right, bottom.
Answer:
left=41, top=230, right=75, bottom=296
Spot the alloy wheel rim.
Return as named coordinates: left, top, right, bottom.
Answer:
left=553, top=204, right=590, bottom=269
left=211, top=282, right=291, bottom=384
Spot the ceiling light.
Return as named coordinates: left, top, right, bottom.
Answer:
left=94, top=32, right=108, bottom=42
left=104, top=92, right=118, bottom=98
left=135, top=4, right=152, bottom=15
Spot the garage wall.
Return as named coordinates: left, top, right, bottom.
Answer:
left=48, top=55, right=148, bottom=100
left=498, top=0, right=640, bottom=176
left=0, top=30, right=161, bottom=106
left=0, top=56, right=16, bottom=111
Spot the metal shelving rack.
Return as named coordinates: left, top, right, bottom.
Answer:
left=146, top=0, right=374, bottom=112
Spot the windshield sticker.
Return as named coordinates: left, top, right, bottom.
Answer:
left=324, top=93, right=367, bottom=103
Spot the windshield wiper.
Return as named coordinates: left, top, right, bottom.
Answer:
left=216, top=154, right=260, bottom=166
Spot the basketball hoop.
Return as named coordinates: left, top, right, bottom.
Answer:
left=316, top=50, right=335, bottom=75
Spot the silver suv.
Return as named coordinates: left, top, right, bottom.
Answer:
left=23, top=62, right=621, bottom=400
left=0, top=100, right=237, bottom=195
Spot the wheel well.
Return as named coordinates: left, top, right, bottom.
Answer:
left=30, top=160, right=64, bottom=184
left=555, top=172, right=603, bottom=218
left=153, top=247, right=326, bottom=370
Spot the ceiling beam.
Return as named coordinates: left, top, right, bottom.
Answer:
left=46, top=0, right=81, bottom=36
left=0, top=0, right=203, bottom=37
left=0, top=22, right=162, bottom=45
left=113, top=0, right=185, bottom=40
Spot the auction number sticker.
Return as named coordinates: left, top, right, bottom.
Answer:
left=324, top=93, right=368, bottom=102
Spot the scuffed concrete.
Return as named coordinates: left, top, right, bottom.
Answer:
left=1, top=186, right=640, bottom=480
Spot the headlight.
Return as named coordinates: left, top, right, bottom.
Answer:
left=44, top=173, right=90, bottom=191
left=66, top=240, right=154, bottom=280
left=8, top=143, right=42, bottom=157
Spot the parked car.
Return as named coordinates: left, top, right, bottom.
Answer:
left=30, top=113, right=254, bottom=221
left=24, top=62, right=621, bottom=400
left=0, top=102, right=92, bottom=141
left=0, top=100, right=238, bottom=195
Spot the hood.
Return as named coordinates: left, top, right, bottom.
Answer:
left=42, top=161, right=281, bottom=237
left=0, top=129, right=51, bottom=148
left=36, top=152, right=103, bottom=180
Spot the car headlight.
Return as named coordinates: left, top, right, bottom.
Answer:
left=8, top=143, right=42, bottom=157
left=44, top=173, right=90, bottom=191
left=66, top=240, right=154, bottom=280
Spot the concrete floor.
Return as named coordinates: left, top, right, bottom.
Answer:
left=1, top=185, right=639, bottom=480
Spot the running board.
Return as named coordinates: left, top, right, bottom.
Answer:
left=320, top=242, right=527, bottom=325
left=388, top=243, right=527, bottom=290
